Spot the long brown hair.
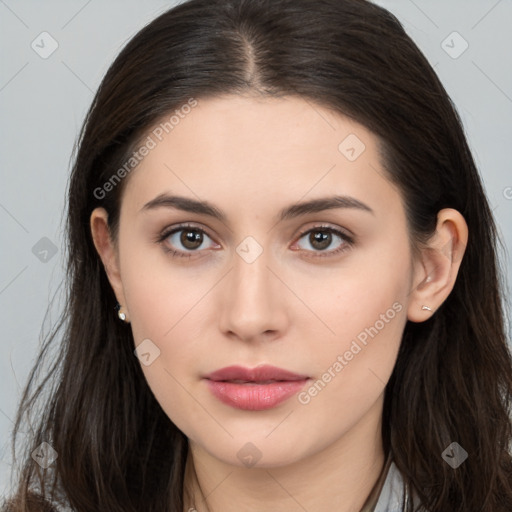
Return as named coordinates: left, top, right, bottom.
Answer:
left=3, top=0, right=512, bottom=510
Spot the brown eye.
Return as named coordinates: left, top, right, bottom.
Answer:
left=160, top=225, right=218, bottom=256
left=180, top=229, right=203, bottom=250
left=293, top=226, right=353, bottom=257
left=308, top=230, right=332, bottom=250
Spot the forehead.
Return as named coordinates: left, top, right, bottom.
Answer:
left=121, top=95, right=403, bottom=221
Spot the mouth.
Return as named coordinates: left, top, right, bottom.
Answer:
left=204, top=365, right=310, bottom=411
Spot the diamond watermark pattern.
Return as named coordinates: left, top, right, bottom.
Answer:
left=31, top=442, right=58, bottom=468
left=32, top=237, right=58, bottom=263
left=441, top=442, right=468, bottom=468
left=236, top=236, right=263, bottom=264
left=134, top=338, right=161, bottom=366
left=441, top=31, right=469, bottom=59
left=237, top=442, right=262, bottom=468
left=338, top=134, right=366, bottom=162
left=31, top=32, right=59, bottom=59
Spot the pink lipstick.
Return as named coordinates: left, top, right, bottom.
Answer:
left=204, top=365, right=310, bottom=411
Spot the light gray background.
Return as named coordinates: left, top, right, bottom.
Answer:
left=1, top=0, right=511, bottom=498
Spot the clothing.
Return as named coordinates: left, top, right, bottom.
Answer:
left=359, top=455, right=393, bottom=511
left=47, top=457, right=425, bottom=512
left=361, top=456, right=425, bottom=512
left=372, top=460, right=409, bottom=511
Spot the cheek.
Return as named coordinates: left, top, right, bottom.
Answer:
left=120, top=243, right=218, bottom=400
left=128, top=286, right=214, bottom=437
left=307, top=239, right=410, bottom=348
left=127, top=276, right=213, bottom=396
left=120, top=237, right=211, bottom=342
left=298, top=241, right=410, bottom=402
left=295, top=288, right=406, bottom=439
left=306, top=292, right=406, bottom=398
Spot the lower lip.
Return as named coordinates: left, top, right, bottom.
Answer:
left=205, top=379, right=310, bottom=411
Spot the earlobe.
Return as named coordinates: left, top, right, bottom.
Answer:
left=90, top=207, right=127, bottom=309
left=407, top=208, right=468, bottom=323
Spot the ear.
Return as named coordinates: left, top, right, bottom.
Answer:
left=90, top=207, right=128, bottom=315
left=407, top=208, right=468, bottom=322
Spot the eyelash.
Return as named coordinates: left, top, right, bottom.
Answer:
left=155, top=223, right=354, bottom=259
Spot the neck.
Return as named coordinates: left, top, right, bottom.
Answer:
left=182, top=395, right=386, bottom=512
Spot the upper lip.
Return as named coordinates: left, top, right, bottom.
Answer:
left=204, top=365, right=309, bottom=382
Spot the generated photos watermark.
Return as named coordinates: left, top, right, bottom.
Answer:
left=298, top=301, right=403, bottom=405
left=93, top=97, right=198, bottom=200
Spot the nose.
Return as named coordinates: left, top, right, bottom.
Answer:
left=218, top=244, right=289, bottom=343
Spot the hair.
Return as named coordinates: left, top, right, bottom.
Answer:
left=3, top=0, right=512, bottom=510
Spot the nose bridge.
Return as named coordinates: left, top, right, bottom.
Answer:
left=219, top=235, right=287, bottom=340
left=232, top=239, right=274, bottom=313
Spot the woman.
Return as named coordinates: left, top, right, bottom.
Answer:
left=3, top=0, right=512, bottom=510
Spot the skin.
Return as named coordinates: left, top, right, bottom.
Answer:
left=91, top=94, right=468, bottom=512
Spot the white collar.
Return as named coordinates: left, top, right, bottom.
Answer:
left=373, top=461, right=425, bottom=512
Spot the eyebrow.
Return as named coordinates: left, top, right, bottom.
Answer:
left=140, top=193, right=374, bottom=222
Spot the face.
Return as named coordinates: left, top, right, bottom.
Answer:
left=95, top=95, right=419, bottom=468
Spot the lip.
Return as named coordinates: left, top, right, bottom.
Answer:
left=204, top=365, right=310, bottom=411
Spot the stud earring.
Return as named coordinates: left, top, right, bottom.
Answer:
left=115, top=302, right=129, bottom=322
left=421, top=305, right=432, bottom=311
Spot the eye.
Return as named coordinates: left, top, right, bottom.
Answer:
left=292, top=225, right=353, bottom=257
left=156, top=223, right=353, bottom=260
left=157, top=223, right=219, bottom=258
